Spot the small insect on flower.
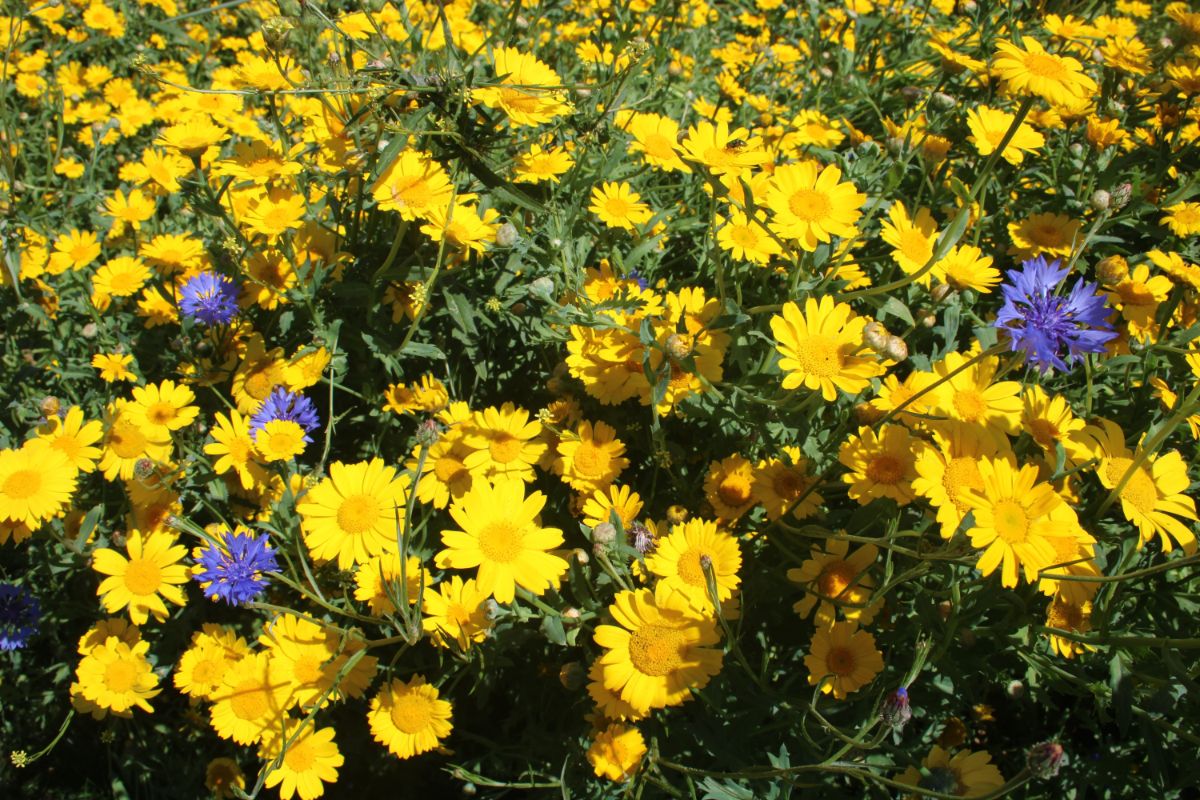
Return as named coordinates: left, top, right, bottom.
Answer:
left=194, top=529, right=280, bottom=606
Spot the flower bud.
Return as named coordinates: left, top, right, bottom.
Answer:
left=862, top=320, right=889, bottom=352
left=937, top=600, right=953, bottom=620
left=883, top=335, right=908, bottom=362
left=1069, top=142, right=1084, bottom=158
left=133, top=458, right=157, bottom=481
left=1027, top=741, right=1066, bottom=779
left=668, top=60, right=683, bottom=77
left=900, top=85, right=923, bottom=104
left=495, top=222, right=518, bottom=248
left=1110, top=181, right=1132, bottom=210
left=1095, top=254, right=1128, bottom=285
left=558, top=661, right=585, bottom=690
left=1090, top=189, right=1111, bottom=212
left=81, top=322, right=98, bottom=338
left=627, top=521, right=656, bottom=555
left=931, top=91, right=956, bottom=111
left=591, top=522, right=617, bottom=556
left=880, top=687, right=913, bottom=732
left=930, top=282, right=953, bottom=303
left=40, top=396, right=60, bottom=417
left=666, top=505, right=688, bottom=525
left=853, top=402, right=884, bottom=425
left=562, top=607, right=581, bottom=621
left=1006, top=679, right=1025, bottom=699
left=529, top=276, right=555, bottom=298
left=415, top=418, right=441, bottom=447
left=572, top=547, right=590, bottom=565
left=665, top=333, right=692, bottom=360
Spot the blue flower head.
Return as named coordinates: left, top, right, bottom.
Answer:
left=0, top=582, right=40, bottom=651
left=179, top=271, right=239, bottom=326
left=194, top=530, right=279, bottom=606
left=249, top=387, right=320, bottom=439
left=995, top=256, right=1117, bottom=373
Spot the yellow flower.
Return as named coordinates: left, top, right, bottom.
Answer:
left=205, top=410, right=268, bottom=490
left=1073, top=418, right=1197, bottom=554
left=382, top=374, right=449, bottom=415
left=929, top=352, right=1023, bottom=437
left=367, top=676, right=453, bottom=759
left=993, top=36, right=1098, bottom=106
left=770, top=296, right=884, bottom=401
left=879, top=202, right=939, bottom=281
left=370, top=149, right=454, bottom=222
left=752, top=447, right=823, bottom=521
left=716, top=209, right=780, bottom=265
left=703, top=454, right=756, bottom=521
left=1044, top=596, right=1095, bottom=659
left=593, top=585, right=723, bottom=714
left=934, top=245, right=1000, bottom=293
left=421, top=576, right=493, bottom=649
left=961, top=457, right=1087, bottom=588
left=156, top=117, right=228, bottom=158
left=679, top=120, right=768, bottom=176
left=128, top=379, right=199, bottom=438
left=354, top=553, right=429, bottom=616
left=173, top=624, right=251, bottom=700
left=555, top=420, right=629, bottom=494
left=261, top=723, right=344, bottom=800
left=766, top=161, right=865, bottom=251
left=434, top=477, right=567, bottom=603
left=297, top=459, right=412, bottom=570
left=587, top=724, right=646, bottom=782
left=589, top=181, right=654, bottom=231
left=626, top=112, right=690, bottom=173
left=254, top=419, right=308, bottom=462
left=1107, top=264, right=1172, bottom=342
left=93, top=529, right=189, bottom=624
left=803, top=621, right=884, bottom=699
left=838, top=424, right=928, bottom=507
left=1020, top=385, right=1086, bottom=457
left=912, top=422, right=1007, bottom=538
left=408, top=434, right=474, bottom=510
left=205, top=758, right=246, bottom=799
left=241, top=187, right=307, bottom=239
left=472, top=47, right=571, bottom=127
left=581, top=484, right=644, bottom=530
left=37, top=406, right=104, bottom=473
left=209, top=651, right=290, bottom=744
left=966, top=106, right=1045, bottom=165
left=788, top=538, right=880, bottom=626
left=647, top=518, right=742, bottom=614
left=1008, top=212, right=1081, bottom=259
left=895, top=746, right=1005, bottom=796
left=92, top=352, right=137, bottom=382
left=512, top=143, right=574, bottom=184
left=75, top=637, right=160, bottom=714
left=92, top=256, right=151, bottom=310
left=0, top=439, right=77, bottom=529
left=461, top=402, right=545, bottom=482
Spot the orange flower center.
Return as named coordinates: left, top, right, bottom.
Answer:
left=283, top=737, right=317, bottom=772
left=1021, top=51, right=1069, bottom=80
left=1104, top=457, right=1158, bottom=515
left=2, top=468, right=39, bottom=499
left=826, top=645, right=857, bottom=676
left=389, top=691, right=435, bottom=733
left=866, top=455, right=903, bottom=485
left=571, top=440, right=609, bottom=478
left=478, top=519, right=524, bottom=563
left=817, top=561, right=856, bottom=599
left=787, top=188, right=831, bottom=221
left=952, top=388, right=987, bottom=422
left=943, top=456, right=984, bottom=511
left=489, top=433, right=523, bottom=464
left=791, top=335, right=842, bottom=377
left=230, top=678, right=271, bottom=720
left=337, top=494, right=380, bottom=535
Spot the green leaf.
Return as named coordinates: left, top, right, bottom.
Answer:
left=398, top=341, right=447, bottom=360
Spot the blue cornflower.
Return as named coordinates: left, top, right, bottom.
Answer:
left=995, top=256, right=1117, bottom=373
left=194, top=530, right=279, bottom=606
left=249, top=386, right=320, bottom=438
left=0, top=582, right=40, bottom=651
left=179, top=271, right=239, bottom=326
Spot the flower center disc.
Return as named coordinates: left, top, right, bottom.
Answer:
left=389, top=692, right=434, bottom=733
left=337, top=494, right=380, bottom=535
left=952, top=389, right=987, bottom=422
left=628, top=624, right=686, bottom=677
left=793, top=335, right=842, bottom=377
left=866, top=455, right=903, bottom=485
left=109, top=420, right=148, bottom=459
left=787, top=189, right=831, bottom=221
left=478, top=519, right=523, bottom=563
left=718, top=474, right=752, bottom=507
left=818, top=561, right=855, bottom=599
left=943, top=456, right=984, bottom=510
left=283, top=738, right=316, bottom=771
left=489, top=433, right=523, bottom=464
left=124, top=557, right=163, bottom=595
left=2, top=469, right=39, bottom=500
left=571, top=442, right=608, bottom=478
left=992, top=499, right=1029, bottom=543
left=1105, top=458, right=1158, bottom=514
left=826, top=645, right=857, bottom=676
left=104, top=659, right=138, bottom=693
left=230, top=679, right=271, bottom=720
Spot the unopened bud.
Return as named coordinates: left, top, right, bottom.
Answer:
left=665, top=333, right=692, bottom=360
left=563, top=607, right=581, bottom=621
left=666, top=505, right=688, bottom=525
left=133, top=458, right=157, bottom=481
left=668, top=60, right=683, bottom=77
left=81, top=322, right=98, bottom=338
left=930, top=283, right=953, bottom=303
left=591, top=523, right=616, bottom=556
left=627, top=521, right=656, bottom=555
left=1095, top=255, right=1128, bottom=285
left=931, top=91, right=956, bottom=111
left=900, top=85, right=923, bottom=104
left=1110, top=182, right=1132, bottom=210
left=882, top=335, right=908, bottom=362
left=1090, top=189, right=1111, bottom=212
left=853, top=402, right=884, bottom=425
left=1006, top=679, right=1025, bottom=699
left=529, top=276, right=555, bottom=298
left=880, top=687, right=913, bottom=732
left=495, top=222, right=518, bottom=248
left=415, top=418, right=441, bottom=447
left=40, top=396, right=60, bottom=417
left=558, top=661, right=585, bottom=690
left=1069, top=142, right=1084, bottom=158
left=937, top=600, right=953, bottom=620
left=862, top=320, right=889, bottom=352
left=920, top=309, right=938, bottom=328
left=572, top=547, right=590, bottom=565
left=1027, top=741, right=1066, bottom=779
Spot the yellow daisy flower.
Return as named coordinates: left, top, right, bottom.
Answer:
left=37, top=406, right=104, bottom=473
left=367, top=676, right=453, bottom=759
left=929, top=352, right=1023, bottom=437
left=92, top=529, right=189, bottom=624
left=1161, top=201, right=1200, bottom=237
left=895, top=746, right=1005, bottom=796
left=703, top=454, right=757, bottom=522
left=788, top=538, right=880, bottom=627
left=261, top=723, right=344, bottom=800
left=966, top=105, right=1045, bottom=165
left=752, top=446, right=823, bottom=521
left=646, top=518, right=742, bottom=613
left=297, top=459, right=412, bottom=570
left=421, top=576, right=493, bottom=649
left=555, top=420, right=629, bottom=494
left=593, top=585, right=723, bottom=714
left=879, top=201, right=939, bottom=281
left=205, top=410, right=268, bottom=490
left=0, top=439, right=77, bottom=529
left=838, top=424, right=928, bottom=506
left=209, top=651, right=291, bottom=744
left=587, top=724, right=646, bottom=782
left=993, top=36, right=1098, bottom=106
left=129, top=379, right=199, bottom=438
left=1044, top=597, right=1095, bottom=659
left=461, top=403, right=545, bottom=482
left=173, top=624, right=251, bottom=701
left=581, top=484, right=644, bottom=531
left=589, top=181, right=654, bottom=231
left=471, top=46, right=571, bottom=127
left=770, top=296, right=885, bottom=401
left=934, top=244, right=1000, bottom=293
left=912, top=421, right=1007, bottom=538
left=92, top=352, right=137, bottom=382
left=803, top=621, right=884, bottom=699
left=766, top=161, right=865, bottom=251
left=75, top=636, right=160, bottom=715
left=434, top=477, right=567, bottom=604
left=353, top=553, right=429, bottom=616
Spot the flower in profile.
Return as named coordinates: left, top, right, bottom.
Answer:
left=194, top=529, right=279, bottom=606
left=249, top=387, right=320, bottom=438
left=880, top=687, right=913, bottom=732
left=995, top=256, right=1117, bottom=373
left=179, top=271, right=239, bottom=325
left=0, top=582, right=40, bottom=651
